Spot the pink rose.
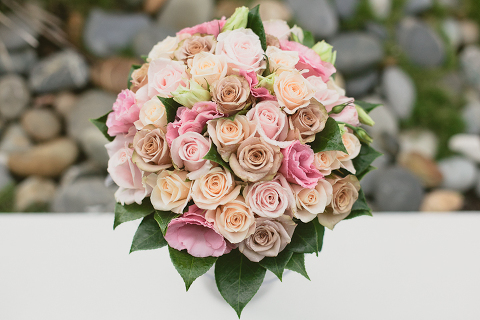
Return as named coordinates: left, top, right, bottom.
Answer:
left=279, top=140, right=323, bottom=188
left=329, top=105, right=360, bottom=127
left=239, top=69, right=276, bottom=100
left=170, top=132, right=212, bottom=180
left=246, top=100, right=290, bottom=147
left=166, top=101, right=223, bottom=146
left=263, top=19, right=291, bottom=41
left=308, top=76, right=351, bottom=112
left=106, top=89, right=140, bottom=137
left=280, top=40, right=336, bottom=82
left=164, top=204, right=233, bottom=257
left=177, top=17, right=226, bottom=37
left=243, top=174, right=295, bottom=218
left=147, top=58, right=188, bottom=98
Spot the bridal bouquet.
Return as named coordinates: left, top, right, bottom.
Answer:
left=91, top=6, right=381, bottom=317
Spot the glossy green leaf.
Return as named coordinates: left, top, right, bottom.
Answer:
left=302, top=30, right=315, bottom=48
left=356, top=165, right=376, bottom=181
left=169, top=247, right=217, bottom=291
left=287, top=219, right=324, bottom=256
left=352, top=144, right=383, bottom=177
left=158, top=96, right=182, bottom=123
left=285, top=253, right=310, bottom=280
left=345, top=189, right=372, bottom=220
left=127, top=64, right=141, bottom=89
left=154, top=210, right=181, bottom=235
left=355, top=100, right=382, bottom=113
left=130, top=214, right=167, bottom=253
left=113, top=201, right=155, bottom=229
left=203, top=144, right=232, bottom=172
left=89, top=111, right=114, bottom=142
left=308, top=117, right=347, bottom=154
left=259, top=249, right=293, bottom=281
left=215, top=249, right=266, bottom=317
left=247, top=5, right=267, bottom=51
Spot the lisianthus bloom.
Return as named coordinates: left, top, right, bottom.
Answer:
left=106, top=89, right=139, bottom=137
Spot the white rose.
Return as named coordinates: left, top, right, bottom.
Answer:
left=266, top=46, right=299, bottom=72
left=189, top=51, right=228, bottom=90
left=147, top=36, right=178, bottom=61
left=134, top=97, right=167, bottom=130
left=150, top=170, right=192, bottom=213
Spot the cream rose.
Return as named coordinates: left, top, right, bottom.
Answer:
left=132, top=126, right=171, bottom=172
left=150, top=170, right=192, bottom=213
left=210, top=75, right=251, bottom=115
left=336, top=131, right=361, bottom=174
left=314, top=151, right=341, bottom=176
left=147, top=58, right=188, bottom=98
left=274, top=68, right=316, bottom=114
left=147, top=36, right=179, bottom=61
left=134, top=97, right=167, bottom=130
left=207, top=115, right=256, bottom=161
left=170, top=132, right=212, bottom=180
left=266, top=46, right=299, bottom=73
left=189, top=52, right=228, bottom=89
left=174, top=35, right=216, bottom=62
left=287, top=100, right=328, bottom=143
left=229, top=136, right=283, bottom=182
left=205, top=196, right=256, bottom=243
left=191, top=167, right=241, bottom=210
left=292, top=179, right=333, bottom=223
left=130, top=63, right=149, bottom=93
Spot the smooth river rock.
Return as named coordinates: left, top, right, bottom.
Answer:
left=0, top=74, right=30, bottom=120
left=21, top=109, right=62, bottom=142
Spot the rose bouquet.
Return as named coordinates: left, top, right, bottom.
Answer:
left=91, top=6, right=381, bottom=317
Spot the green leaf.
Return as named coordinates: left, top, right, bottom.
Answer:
left=89, top=111, right=114, bottom=142
left=140, top=55, right=148, bottom=62
left=345, top=189, right=372, bottom=220
left=127, top=64, right=141, bottom=89
left=215, top=249, right=266, bottom=317
left=302, top=30, right=315, bottom=48
left=223, top=108, right=249, bottom=121
left=113, top=201, right=155, bottom=229
left=356, top=165, right=376, bottom=181
left=352, top=144, right=383, bottom=177
left=203, top=144, right=232, bottom=172
left=355, top=100, right=382, bottom=113
left=169, top=247, right=217, bottom=291
left=285, top=253, right=310, bottom=280
left=158, top=96, right=182, bottom=123
left=308, top=117, right=347, bottom=154
left=247, top=5, right=267, bottom=51
left=130, top=214, right=167, bottom=253
left=259, top=249, right=293, bottom=281
left=287, top=219, right=324, bottom=256
left=154, top=210, right=181, bottom=235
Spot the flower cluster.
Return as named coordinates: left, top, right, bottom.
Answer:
left=104, top=8, right=371, bottom=263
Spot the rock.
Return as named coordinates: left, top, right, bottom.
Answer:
left=21, top=109, right=62, bottom=142
left=67, top=11, right=85, bottom=47
left=438, top=0, right=459, bottom=8
left=420, top=190, right=464, bottom=212
left=157, top=0, right=214, bottom=31
left=398, top=129, right=438, bottom=159
left=52, top=177, right=116, bottom=213
left=0, top=48, right=37, bottom=75
left=29, top=49, right=89, bottom=93
left=442, top=18, right=462, bottom=50
left=8, top=138, right=79, bottom=178
left=0, top=124, right=32, bottom=154
left=460, top=20, right=479, bottom=46
left=252, top=0, right=293, bottom=21
left=397, top=18, right=446, bottom=67
left=133, top=23, right=176, bottom=57
left=0, top=13, right=39, bottom=50
left=460, top=45, right=480, bottom=92
left=84, top=9, right=150, bottom=57
left=373, top=166, right=424, bottom=212
left=331, top=32, right=383, bottom=76
left=368, top=0, right=392, bottom=19
left=381, top=66, right=416, bottom=120
left=79, top=127, right=110, bottom=169
left=449, top=134, right=480, bottom=163
left=366, top=21, right=389, bottom=40
left=54, top=92, right=78, bottom=117
left=345, top=70, right=378, bottom=98
left=59, top=161, right=107, bottom=187
left=0, top=163, right=13, bottom=190
left=0, top=74, right=30, bottom=120
left=91, top=57, right=141, bottom=93
left=462, top=100, right=480, bottom=134
left=438, top=156, right=478, bottom=192
left=285, top=0, right=338, bottom=38
left=364, top=99, right=399, bottom=138
left=144, top=0, right=169, bottom=14
left=371, top=132, right=400, bottom=158
left=398, top=152, right=443, bottom=188
left=334, top=0, right=360, bottom=20
left=404, top=0, right=433, bottom=15
left=15, top=176, right=56, bottom=212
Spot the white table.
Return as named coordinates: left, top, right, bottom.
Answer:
left=1, top=213, right=479, bottom=320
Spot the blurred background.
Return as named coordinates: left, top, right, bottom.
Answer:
left=0, top=0, right=478, bottom=213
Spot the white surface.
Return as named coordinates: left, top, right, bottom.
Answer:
left=1, top=213, right=480, bottom=320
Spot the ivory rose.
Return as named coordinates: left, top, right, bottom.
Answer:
left=263, top=19, right=291, bottom=41
left=150, top=170, right=192, bottom=213
left=207, top=114, right=256, bottom=161
left=134, top=97, right=167, bottom=130
left=246, top=100, right=290, bottom=147
left=287, top=100, right=328, bottom=143
left=265, top=46, right=299, bottom=73
left=215, top=28, right=266, bottom=73
left=130, top=63, right=149, bottom=93
left=314, top=151, right=341, bottom=176
left=321, top=175, right=360, bottom=229
left=147, top=58, right=188, bottom=98
left=243, top=174, right=295, bottom=218
left=205, top=196, right=256, bottom=243
left=279, top=140, right=323, bottom=188
left=174, top=35, right=216, bottom=62
left=189, top=52, right=228, bottom=89
left=132, top=126, right=171, bottom=172
left=336, top=132, right=361, bottom=174
left=164, top=204, right=233, bottom=257
left=147, top=36, right=178, bottom=61
left=239, top=215, right=296, bottom=262
left=177, top=17, right=226, bottom=37
left=292, top=179, right=333, bottom=223
left=274, top=68, right=316, bottom=114
left=210, top=75, right=251, bottom=115
left=191, top=167, right=241, bottom=209
left=170, top=132, right=212, bottom=180
left=229, top=136, right=283, bottom=182
left=106, top=89, right=140, bottom=136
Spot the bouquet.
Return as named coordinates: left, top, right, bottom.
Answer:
left=91, top=6, right=381, bottom=317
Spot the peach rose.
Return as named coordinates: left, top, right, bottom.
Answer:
left=314, top=151, right=341, bottom=176
left=265, top=46, right=299, bottom=73
left=292, top=179, right=333, bottom=223
left=189, top=51, right=228, bottom=89
left=210, top=75, right=251, bottom=115
left=134, top=97, right=167, bottom=130
left=130, top=63, right=149, bottom=93
left=150, top=170, right=192, bottom=213
left=191, top=167, right=241, bottom=210
left=132, top=126, right=171, bottom=172
left=287, top=100, right=328, bottom=143
left=174, top=35, right=216, bottom=63
left=336, top=131, right=361, bottom=174
left=274, top=68, right=316, bottom=114
left=170, top=132, right=212, bottom=180
left=147, top=36, right=178, bottom=61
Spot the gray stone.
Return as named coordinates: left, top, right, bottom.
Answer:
left=0, top=163, right=13, bottom=190
left=158, top=0, right=214, bottom=32
left=460, top=45, right=480, bottom=92
left=460, top=20, right=479, bottom=46
left=285, top=0, right=338, bottom=38
left=59, top=162, right=107, bottom=187
left=397, top=18, right=446, bottom=67
left=373, top=167, right=424, bottom=212
left=438, top=0, right=459, bottom=8
left=399, top=129, right=438, bottom=159
left=0, top=13, right=39, bottom=50
left=368, top=0, right=392, bottom=19
left=438, top=156, right=478, bottom=192
left=363, top=98, right=399, bottom=138
left=366, top=21, right=389, bottom=41
left=0, top=124, right=32, bottom=154
left=0, top=48, right=37, bottom=75
left=52, top=177, right=116, bottom=213
left=21, top=109, right=62, bottom=142
left=15, top=176, right=56, bottom=212
left=449, top=134, right=480, bottom=163
left=334, top=0, right=360, bottom=20
left=476, top=176, right=480, bottom=198
left=133, top=23, right=176, bottom=58
left=331, top=32, right=383, bottom=76
left=345, top=70, right=378, bottom=98
left=84, top=9, right=150, bottom=57
left=29, top=49, right=89, bottom=93
left=79, top=127, right=109, bottom=169
left=462, top=100, right=480, bottom=134
left=442, top=18, right=462, bottom=50
left=404, top=0, right=433, bottom=15
left=381, top=66, right=416, bottom=120
left=0, top=74, right=30, bottom=120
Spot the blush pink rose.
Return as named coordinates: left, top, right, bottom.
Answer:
left=279, top=140, right=323, bottom=188
left=106, top=89, right=140, bottom=137
left=308, top=76, right=352, bottom=112
left=263, top=19, right=291, bottom=41
left=177, top=17, right=226, bottom=37
left=164, top=204, right=233, bottom=258
left=246, top=100, right=290, bottom=147
left=280, top=40, right=336, bottom=82
left=170, top=132, right=213, bottom=180
left=147, top=58, right=188, bottom=98
left=166, top=101, right=223, bottom=146
left=329, top=104, right=360, bottom=127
